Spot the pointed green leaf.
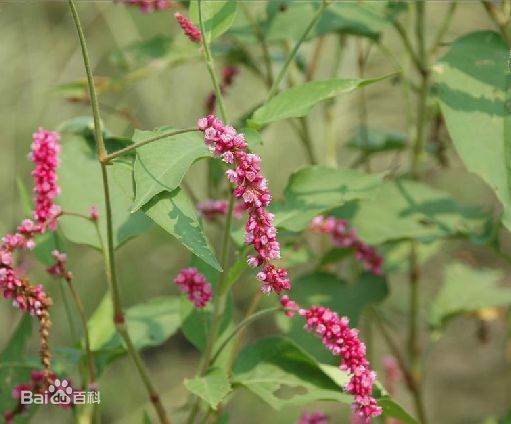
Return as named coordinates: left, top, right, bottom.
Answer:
left=184, top=368, right=232, bottom=409
left=233, top=337, right=350, bottom=410
left=142, top=189, right=221, bottom=271
left=132, top=128, right=210, bottom=211
left=250, top=76, right=389, bottom=127
left=435, top=31, right=511, bottom=230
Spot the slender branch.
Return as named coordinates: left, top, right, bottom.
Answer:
left=68, top=2, right=170, bottom=422
left=65, top=277, right=96, bottom=385
left=305, top=36, right=325, bottom=81
left=482, top=0, right=511, bottom=46
left=267, top=0, right=330, bottom=99
left=102, top=128, right=200, bottom=164
left=198, top=1, right=227, bottom=122
left=410, top=1, right=429, bottom=178
left=211, top=306, right=280, bottom=365
left=393, top=19, right=426, bottom=76
left=428, top=2, right=457, bottom=57
left=227, top=290, right=263, bottom=370
left=239, top=1, right=274, bottom=86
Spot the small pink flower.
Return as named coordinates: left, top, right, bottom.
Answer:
left=89, top=205, right=99, bottom=221
left=297, top=411, right=329, bottom=424
left=47, top=250, right=72, bottom=282
left=256, top=264, right=290, bottom=294
left=173, top=267, right=212, bottom=308
left=280, top=295, right=299, bottom=317
left=174, top=12, right=202, bottom=43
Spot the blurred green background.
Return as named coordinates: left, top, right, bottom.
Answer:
left=0, top=1, right=510, bottom=423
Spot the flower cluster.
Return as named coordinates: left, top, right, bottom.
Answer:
left=297, top=411, right=329, bottom=424
left=310, top=216, right=383, bottom=275
left=173, top=267, right=212, bottom=308
left=47, top=250, right=73, bottom=282
left=30, top=128, right=62, bottom=231
left=205, top=67, right=240, bottom=114
left=174, top=12, right=202, bottom=43
left=117, top=0, right=173, bottom=13
left=0, top=127, right=63, bottom=386
left=299, top=306, right=382, bottom=420
left=197, top=115, right=290, bottom=294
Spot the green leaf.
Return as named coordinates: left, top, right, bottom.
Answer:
left=434, top=31, right=511, bottom=231
left=232, top=336, right=351, bottom=410
left=262, top=1, right=405, bottom=42
left=88, top=294, right=181, bottom=352
left=273, top=166, right=382, bottom=232
left=1, top=315, right=32, bottom=362
left=142, top=189, right=221, bottom=271
left=132, top=127, right=210, bottom=211
left=379, top=397, right=418, bottom=424
left=334, top=179, right=487, bottom=244
left=189, top=0, right=237, bottom=42
left=58, top=134, right=152, bottom=249
left=250, top=76, right=389, bottom=127
left=347, top=127, right=407, bottom=154
left=184, top=367, right=232, bottom=409
left=429, top=263, right=511, bottom=329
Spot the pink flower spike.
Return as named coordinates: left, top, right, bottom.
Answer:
left=173, top=267, right=212, bottom=308
left=30, top=128, right=61, bottom=232
left=174, top=12, right=202, bottom=43
left=299, top=306, right=382, bottom=420
left=197, top=199, right=228, bottom=221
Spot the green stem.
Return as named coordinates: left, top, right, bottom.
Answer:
left=482, top=0, right=511, bottom=46
left=267, top=0, right=330, bottom=99
left=410, top=1, right=429, bottom=178
left=198, top=0, right=227, bottom=122
left=102, top=128, right=200, bottom=164
left=356, top=37, right=370, bottom=172
left=68, top=2, right=170, bottom=423
left=393, top=19, right=426, bottom=76
left=211, top=306, right=280, bottom=365
left=324, top=34, right=346, bottom=167
left=298, top=117, right=317, bottom=165
left=428, top=2, right=457, bottom=57
left=65, top=278, right=96, bottom=385
left=239, top=1, right=274, bottom=86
